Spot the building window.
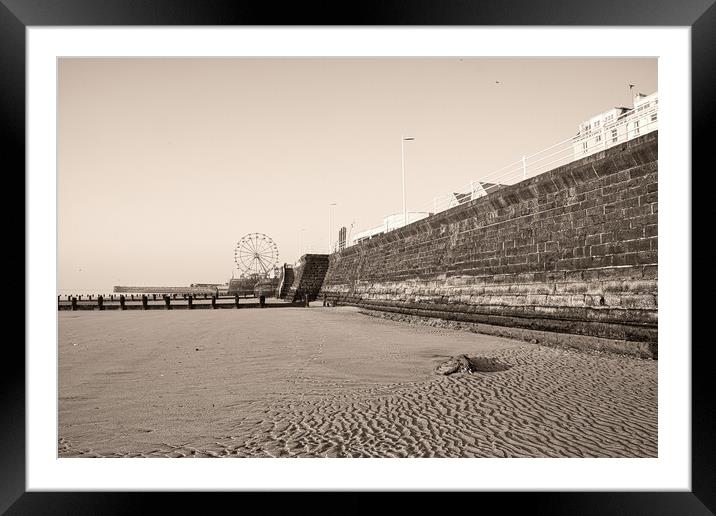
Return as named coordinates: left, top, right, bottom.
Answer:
left=651, top=113, right=657, bottom=122
left=605, top=114, right=614, bottom=122
left=611, top=129, right=618, bottom=142
left=582, top=141, right=588, bottom=152
left=595, top=134, right=602, bottom=142
left=594, top=120, right=600, bottom=128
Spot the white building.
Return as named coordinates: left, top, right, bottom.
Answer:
left=351, top=211, right=431, bottom=246
left=446, top=181, right=503, bottom=209
left=573, top=91, right=658, bottom=159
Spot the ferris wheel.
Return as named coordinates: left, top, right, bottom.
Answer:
left=234, top=233, right=279, bottom=278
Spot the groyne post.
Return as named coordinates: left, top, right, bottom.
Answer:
left=119, top=295, right=126, bottom=310
left=188, top=295, right=193, bottom=309
left=71, top=297, right=77, bottom=311
left=164, top=295, right=171, bottom=310
left=142, top=295, right=148, bottom=310
left=97, top=295, right=104, bottom=311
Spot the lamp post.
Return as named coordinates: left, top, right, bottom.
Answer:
left=401, top=136, right=415, bottom=228
left=299, top=228, right=306, bottom=255
left=328, top=202, right=336, bottom=253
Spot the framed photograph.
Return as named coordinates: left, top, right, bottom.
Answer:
left=6, top=1, right=711, bottom=513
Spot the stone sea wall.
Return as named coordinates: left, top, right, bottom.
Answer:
left=286, top=254, right=330, bottom=302
left=319, top=132, right=658, bottom=358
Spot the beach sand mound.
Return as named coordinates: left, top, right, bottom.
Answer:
left=434, top=354, right=510, bottom=375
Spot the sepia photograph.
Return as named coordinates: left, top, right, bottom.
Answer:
left=56, top=56, right=659, bottom=459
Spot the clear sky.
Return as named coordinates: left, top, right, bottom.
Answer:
left=58, top=57, right=656, bottom=293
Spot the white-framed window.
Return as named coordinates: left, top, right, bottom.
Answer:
left=594, top=120, right=600, bottom=128
left=582, top=141, right=588, bottom=152
left=595, top=134, right=602, bottom=142
left=651, top=113, right=657, bottom=122
left=611, top=128, right=618, bottom=142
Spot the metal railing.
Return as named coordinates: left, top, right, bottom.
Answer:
left=347, top=103, right=658, bottom=247
left=416, top=104, right=658, bottom=216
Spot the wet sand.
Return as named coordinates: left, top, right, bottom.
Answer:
left=58, top=306, right=657, bottom=458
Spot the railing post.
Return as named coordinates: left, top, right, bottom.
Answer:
left=71, top=297, right=77, bottom=311
left=119, top=295, right=126, bottom=310
left=142, top=294, right=148, bottom=310
left=601, top=126, right=606, bottom=151
left=188, top=295, right=193, bottom=310
left=97, top=295, right=104, bottom=311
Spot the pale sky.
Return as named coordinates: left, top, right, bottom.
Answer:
left=58, top=58, right=656, bottom=292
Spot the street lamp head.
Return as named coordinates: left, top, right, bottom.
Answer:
left=403, top=136, right=415, bottom=141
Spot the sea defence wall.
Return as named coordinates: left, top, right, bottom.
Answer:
left=286, top=254, right=330, bottom=302
left=319, top=132, right=658, bottom=358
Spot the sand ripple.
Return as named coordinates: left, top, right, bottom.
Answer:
left=60, top=343, right=656, bottom=458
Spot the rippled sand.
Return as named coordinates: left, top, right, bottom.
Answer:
left=58, top=306, right=657, bottom=458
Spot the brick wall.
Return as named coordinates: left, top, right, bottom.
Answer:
left=319, top=132, right=658, bottom=358
left=286, top=254, right=330, bottom=302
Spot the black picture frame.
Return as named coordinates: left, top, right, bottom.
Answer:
left=5, top=1, right=711, bottom=513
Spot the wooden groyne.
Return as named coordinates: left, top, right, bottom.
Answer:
left=57, top=294, right=306, bottom=311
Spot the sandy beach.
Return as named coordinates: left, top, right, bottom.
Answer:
left=58, top=306, right=657, bottom=458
